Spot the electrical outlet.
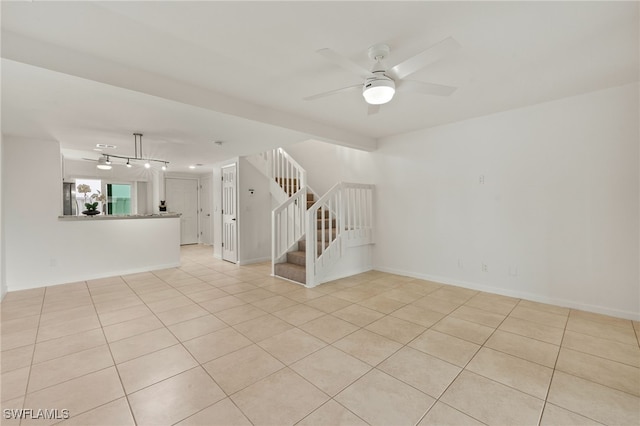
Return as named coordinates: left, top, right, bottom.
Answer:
left=481, top=263, right=488, bottom=272
left=458, top=259, right=464, bottom=269
left=479, top=175, right=485, bottom=184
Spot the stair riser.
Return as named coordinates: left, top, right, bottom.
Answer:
left=274, top=263, right=306, bottom=284
left=286, top=252, right=306, bottom=266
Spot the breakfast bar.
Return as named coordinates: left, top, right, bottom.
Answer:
left=54, top=214, right=181, bottom=284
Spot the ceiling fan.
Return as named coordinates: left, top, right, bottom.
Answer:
left=304, top=37, right=460, bottom=114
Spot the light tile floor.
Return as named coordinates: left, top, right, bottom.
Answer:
left=1, top=245, right=639, bottom=425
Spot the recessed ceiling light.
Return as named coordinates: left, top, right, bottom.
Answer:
left=189, top=165, right=196, bottom=169
left=93, top=148, right=103, bottom=152
left=96, top=143, right=117, bottom=149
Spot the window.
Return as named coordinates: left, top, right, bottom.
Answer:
left=107, top=184, right=131, bottom=215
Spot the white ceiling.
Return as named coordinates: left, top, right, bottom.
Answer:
left=2, top=1, right=638, bottom=172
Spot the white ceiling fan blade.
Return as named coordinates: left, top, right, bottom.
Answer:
left=397, top=80, right=458, bottom=97
left=304, top=84, right=361, bottom=101
left=367, top=104, right=380, bottom=115
left=317, top=48, right=374, bottom=79
left=389, top=37, right=461, bottom=80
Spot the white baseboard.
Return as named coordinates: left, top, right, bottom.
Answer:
left=238, top=256, right=271, bottom=266
left=374, top=266, right=640, bottom=321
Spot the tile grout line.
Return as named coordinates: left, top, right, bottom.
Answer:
left=413, top=295, right=523, bottom=426
left=87, top=276, right=139, bottom=426
left=3, top=248, right=637, bottom=426
left=169, top=259, right=265, bottom=426
left=166, top=263, right=375, bottom=425
left=138, top=262, right=260, bottom=425
left=14, top=286, right=46, bottom=426
left=536, top=308, right=567, bottom=426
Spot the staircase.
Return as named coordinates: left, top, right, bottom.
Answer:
left=248, top=147, right=374, bottom=288
left=273, top=189, right=335, bottom=284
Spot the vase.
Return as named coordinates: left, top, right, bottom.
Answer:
left=82, top=210, right=101, bottom=216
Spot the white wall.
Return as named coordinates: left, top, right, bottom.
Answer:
left=197, top=171, right=214, bottom=246
left=238, top=157, right=272, bottom=264
left=373, top=83, right=639, bottom=320
left=284, top=139, right=375, bottom=195
left=0, top=132, right=6, bottom=300
left=3, top=136, right=180, bottom=291
left=136, top=181, right=149, bottom=215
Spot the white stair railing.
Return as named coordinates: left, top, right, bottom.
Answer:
left=272, top=187, right=307, bottom=275
left=305, top=183, right=374, bottom=286
left=269, top=148, right=306, bottom=199
left=247, top=148, right=307, bottom=204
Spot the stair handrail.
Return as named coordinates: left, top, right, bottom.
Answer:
left=305, top=182, right=343, bottom=286
left=272, top=187, right=307, bottom=275
left=305, top=182, right=374, bottom=286
left=270, top=148, right=307, bottom=192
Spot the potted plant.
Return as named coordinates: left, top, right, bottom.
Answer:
left=77, top=184, right=106, bottom=216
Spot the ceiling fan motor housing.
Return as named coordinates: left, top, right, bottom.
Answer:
left=362, top=74, right=396, bottom=105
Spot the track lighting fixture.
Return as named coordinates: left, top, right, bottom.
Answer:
left=96, top=133, right=170, bottom=170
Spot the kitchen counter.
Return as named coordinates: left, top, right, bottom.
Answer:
left=58, top=213, right=181, bottom=221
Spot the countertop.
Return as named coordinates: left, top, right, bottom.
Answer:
left=58, top=213, right=181, bottom=221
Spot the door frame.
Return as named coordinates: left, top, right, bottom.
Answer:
left=221, top=163, right=238, bottom=263
left=164, top=176, right=200, bottom=245
left=199, top=175, right=213, bottom=245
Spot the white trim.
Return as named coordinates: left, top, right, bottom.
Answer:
left=374, top=266, right=640, bottom=321
left=165, top=176, right=200, bottom=244
left=221, top=162, right=239, bottom=264
left=238, top=256, right=271, bottom=266
left=270, top=273, right=306, bottom=287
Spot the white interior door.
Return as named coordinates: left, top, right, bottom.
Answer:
left=200, top=176, right=213, bottom=245
left=165, top=178, right=199, bottom=245
left=222, top=164, right=237, bottom=263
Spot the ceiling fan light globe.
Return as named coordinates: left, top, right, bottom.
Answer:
left=96, top=157, right=112, bottom=170
left=362, top=78, right=395, bottom=105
